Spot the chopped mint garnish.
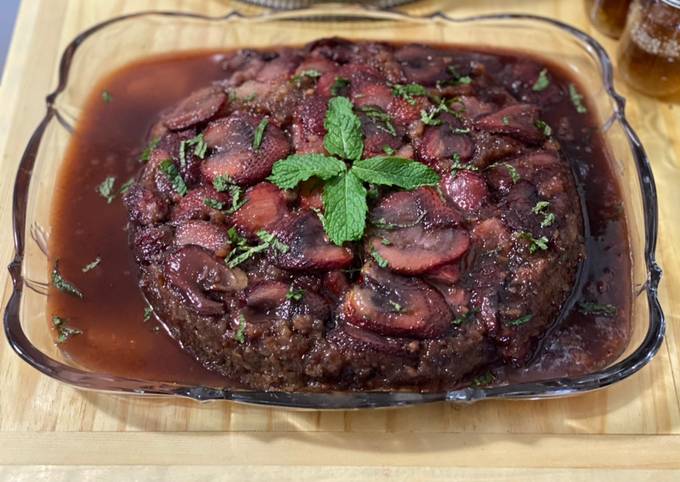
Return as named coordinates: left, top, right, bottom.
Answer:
left=52, top=261, right=83, bottom=299
left=532, top=69, right=550, bottom=92
left=81, top=257, right=101, bottom=273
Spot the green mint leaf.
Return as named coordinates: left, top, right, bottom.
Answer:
left=421, top=109, right=442, bottom=126
left=52, top=316, right=83, bottom=343
left=180, top=134, right=208, bottom=167
left=268, top=154, right=347, bottom=190
left=213, top=176, right=246, bottom=214
left=507, top=314, right=533, bottom=326
left=213, top=175, right=233, bottom=192
left=52, top=261, right=84, bottom=299
left=532, top=201, right=556, bottom=228
left=371, top=248, right=389, bottom=268
left=351, top=157, right=440, bottom=190
left=371, top=211, right=425, bottom=230
left=388, top=299, right=404, bottom=313
left=578, top=301, right=617, bottom=317
left=252, top=118, right=269, bottom=150
left=226, top=242, right=268, bottom=268
left=420, top=100, right=449, bottom=126
left=447, top=65, right=472, bottom=85
left=193, top=134, right=208, bottom=159
left=227, top=186, right=247, bottom=214
left=331, top=77, right=350, bottom=96
left=139, top=138, right=159, bottom=163
left=391, top=83, right=428, bottom=105
left=502, top=116, right=510, bottom=125
left=234, top=314, right=246, bottom=344
left=256, top=230, right=289, bottom=254
left=471, top=371, right=494, bottom=387
left=286, top=288, right=304, bottom=301
left=101, top=90, right=112, bottom=103
left=452, top=308, right=478, bottom=326
left=322, top=171, right=368, bottom=245
left=535, top=119, right=552, bottom=137
left=311, top=207, right=326, bottom=227
left=323, top=96, right=363, bottom=161
left=488, top=162, right=520, bottom=183
left=159, top=159, right=188, bottom=196
left=300, top=69, right=321, bottom=78
left=228, top=227, right=247, bottom=247
left=179, top=139, right=188, bottom=168
left=143, top=305, right=153, bottom=322
left=291, top=69, right=321, bottom=88
left=383, top=145, right=395, bottom=155
left=532, top=69, right=550, bottom=92
left=82, top=257, right=101, bottom=273
left=504, top=163, right=521, bottom=184
left=540, top=212, right=556, bottom=228
left=203, top=198, right=224, bottom=210
left=516, top=231, right=549, bottom=254
left=568, top=84, right=588, bottom=114
left=532, top=201, right=550, bottom=214
left=119, top=178, right=135, bottom=195
left=97, top=176, right=116, bottom=204
left=225, top=230, right=288, bottom=268
left=359, top=106, right=397, bottom=136
left=451, top=158, right=479, bottom=176
left=531, top=236, right=549, bottom=253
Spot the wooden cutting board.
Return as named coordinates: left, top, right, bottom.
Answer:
left=1, top=0, right=679, bottom=479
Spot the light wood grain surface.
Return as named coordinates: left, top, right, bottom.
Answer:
left=0, top=0, right=679, bottom=479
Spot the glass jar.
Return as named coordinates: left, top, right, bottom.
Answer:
left=585, top=0, right=633, bottom=38
left=617, top=0, right=680, bottom=96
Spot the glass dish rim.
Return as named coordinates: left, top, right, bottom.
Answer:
left=3, top=6, right=664, bottom=409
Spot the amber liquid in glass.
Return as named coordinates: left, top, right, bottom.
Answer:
left=617, top=0, right=680, bottom=97
left=585, top=0, right=633, bottom=38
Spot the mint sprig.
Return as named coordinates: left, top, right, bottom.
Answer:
left=321, top=171, right=368, bottom=245
left=268, top=96, right=440, bottom=245
left=269, top=154, right=346, bottom=190
left=323, top=96, right=364, bottom=161
left=352, top=157, right=439, bottom=190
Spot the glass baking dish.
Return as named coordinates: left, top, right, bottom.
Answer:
left=3, top=6, right=664, bottom=408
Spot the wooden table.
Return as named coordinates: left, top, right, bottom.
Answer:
left=1, top=0, right=679, bottom=480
